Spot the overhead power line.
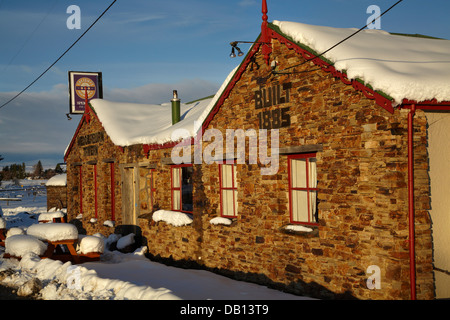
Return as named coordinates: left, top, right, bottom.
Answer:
left=276, top=0, right=404, bottom=73
left=0, top=0, right=117, bottom=110
left=1, top=0, right=58, bottom=76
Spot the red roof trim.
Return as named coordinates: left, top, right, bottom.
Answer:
left=64, top=104, right=123, bottom=162
left=401, top=98, right=450, bottom=110
left=267, top=27, right=395, bottom=114
left=64, top=111, right=92, bottom=162
left=141, top=41, right=264, bottom=154
left=70, top=24, right=450, bottom=159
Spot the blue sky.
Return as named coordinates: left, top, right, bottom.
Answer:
left=0, top=0, right=449, bottom=170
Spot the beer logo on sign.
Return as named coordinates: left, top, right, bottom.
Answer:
left=75, top=77, right=96, bottom=100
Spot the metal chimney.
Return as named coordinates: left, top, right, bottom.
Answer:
left=171, top=90, right=180, bottom=125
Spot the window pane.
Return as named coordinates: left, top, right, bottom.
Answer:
left=172, top=167, right=180, bottom=188
left=309, top=158, right=317, bottom=188
left=291, top=159, right=306, bottom=188
left=310, top=190, right=318, bottom=223
left=173, top=190, right=180, bottom=210
left=221, top=164, right=232, bottom=188
left=220, top=164, right=237, bottom=217
left=291, top=190, right=308, bottom=222
left=181, top=166, right=193, bottom=212
left=222, top=189, right=235, bottom=216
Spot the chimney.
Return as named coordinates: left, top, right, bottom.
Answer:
left=171, top=90, right=180, bottom=125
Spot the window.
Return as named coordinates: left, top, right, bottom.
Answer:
left=219, top=163, right=238, bottom=218
left=171, top=165, right=193, bottom=213
left=288, top=153, right=318, bottom=225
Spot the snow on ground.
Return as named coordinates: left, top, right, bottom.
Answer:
left=0, top=179, right=311, bottom=300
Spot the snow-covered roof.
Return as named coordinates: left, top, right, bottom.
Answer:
left=45, top=173, right=67, bottom=186
left=273, top=21, right=450, bottom=104
left=88, top=66, right=238, bottom=148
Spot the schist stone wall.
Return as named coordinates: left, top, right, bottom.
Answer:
left=46, top=186, right=67, bottom=211
left=65, top=37, right=434, bottom=300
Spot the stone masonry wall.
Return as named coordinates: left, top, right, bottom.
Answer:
left=181, top=39, right=431, bottom=299
left=66, top=114, right=123, bottom=236
left=46, top=186, right=67, bottom=211
left=65, top=37, right=434, bottom=300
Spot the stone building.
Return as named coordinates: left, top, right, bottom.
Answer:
left=45, top=174, right=67, bottom=211
left=64, top=2, right=450, bottom=300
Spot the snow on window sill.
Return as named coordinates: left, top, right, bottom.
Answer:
left=209, top=217, right=235, bottom=226
left=152, top=210, right=193, bottom=227
left=280, top=224, right=319, bottom=237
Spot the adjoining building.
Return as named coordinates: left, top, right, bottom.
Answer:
left=64, top=1, right=450, bottom=299
left=45, top=173, right=67, bottom=211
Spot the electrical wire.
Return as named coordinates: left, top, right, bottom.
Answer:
left=1, top=0, right=58, bottom=76
left=0, top=0, right=117, bottom=110
left=276, top=0, right=404, bottom=73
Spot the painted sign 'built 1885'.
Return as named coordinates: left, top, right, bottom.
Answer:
left=255, top=82, right=291, bottom=129
left=77, top=132, right=104, bottom=157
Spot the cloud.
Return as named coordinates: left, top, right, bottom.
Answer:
left=105, top=79, right=219, bottom=104
left=0, top=79, right=220, bottom=166
left=239, top=0, right=257, bottom=7
left=114, top=13, right=167, bottom=25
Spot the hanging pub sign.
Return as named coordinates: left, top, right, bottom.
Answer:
left=68, top=71, right=103, bottom=114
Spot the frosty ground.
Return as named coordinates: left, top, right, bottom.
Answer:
left=0, top=179, right=311, bottom=300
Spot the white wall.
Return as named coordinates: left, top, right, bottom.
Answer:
left=425, top=111, right=450, bottom=299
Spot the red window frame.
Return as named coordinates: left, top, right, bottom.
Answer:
left=170, top=164, right=193, bottom=213
left=110, top=162, right=115, bottom=221
left=149, top=168, right=156, bottom=211
left=79, top=165, right=83, bottom=215
left=219, top=163, right=238, bottom=218
left=288, top=153, right=318, bottom=225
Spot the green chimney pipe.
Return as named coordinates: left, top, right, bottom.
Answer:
left=171, top=90, right=180, bottom=125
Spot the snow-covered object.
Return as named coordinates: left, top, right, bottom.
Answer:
left=38, top=210, right=65, bottom=222
left=27, top=223, right=78, bottom=242
left=209, top=217, right=232, bottom=226
left=45, top=174, right=67, bottom=186
left=103, top=220, right=115, bottom=228
left=104, top=233, right=121, bottom=250
left=84, top=66, right=238, bottom=148
left=285, top=224, right=313, bottom=233
left=6, top=227, right=25, bottom=238
left=152, top=210, right=193, bottom=227
left=0, top=217, right=6, bottom=229
left=5, top=235, right=48, bottom=257
left=116, top=233, right=135, bottom=250
left=78, top=235, right=105, bottom=254
left=15, top=253, right=181, bottom=300
left=273, top=21, right=450, bottom=104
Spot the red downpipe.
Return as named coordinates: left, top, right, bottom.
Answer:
left=110, top=162, right=115, bottom=221
left=407, top=104, right=416, bottom=300
left=94, top=164, right=98, bottom=219
left=79, top=166, right=83, bottom=214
